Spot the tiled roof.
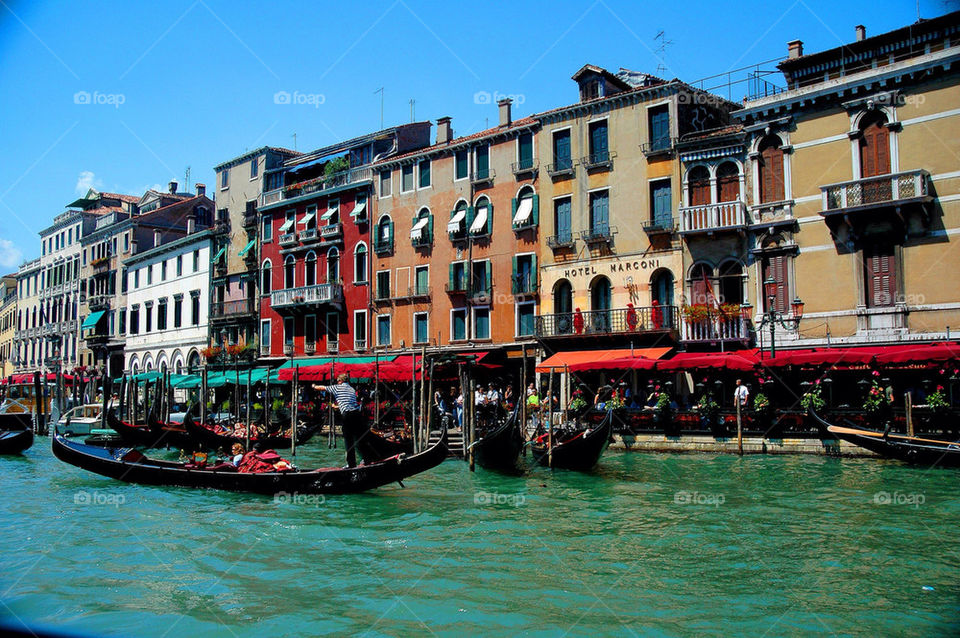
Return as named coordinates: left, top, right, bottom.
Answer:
left=680, top=124, right=744, bottom=142
left=376, top=117, right=538, bottom=164
left=100, top=192, right=140, bottom=204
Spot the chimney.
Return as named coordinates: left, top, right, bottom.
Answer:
left=195, top=183, right=205, bottom=197
left=498, top=98, right=512, bottom=126
left=168, top=180, right=178, bottom=194
left=436, top=117, right=452, bottom=144
left=187, top=216, right=196, bottom=235
left=788, top=40, right=804, bottom=59
left=153, top=229, right=162, bottom=246
left=855, top=25, right=866, bottom=41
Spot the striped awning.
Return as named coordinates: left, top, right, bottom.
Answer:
left=679, top=145, right=744, bottom=162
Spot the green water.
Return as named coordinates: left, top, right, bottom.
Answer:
left=1, top=440, right=958, bottom=637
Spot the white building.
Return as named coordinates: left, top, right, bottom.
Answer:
left=123, top=230, right=213, bottom=374
left=13, top=257, right=42, bottom=372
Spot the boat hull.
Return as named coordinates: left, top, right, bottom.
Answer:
left=474, top=406, right=523, bottom=470
left=0, top=428, right=33, bottom=455
left=530, top=411, right=613, bottom=471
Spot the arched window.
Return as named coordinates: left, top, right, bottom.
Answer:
left=718, top=261, right=744, bottom=306
left=449, top=200, right=469, bottom=237
left=687, top=166, right=710, bottom=206
left=261, top=260, right=272, bottom=296
left=305, top=252, right=317, bottom=287
left=716, top=162, right=740, bottom=203
left=284, top=255, right=296, bottom=289
left=376, top=215, right=393, bottom=252
left=859, top=111, right=891, bottom=178
left=651, top=269, right=674, bottom=307
left=187, top=350, right=201, bottom=373
left=411, top=207, right=431, bottom=245
left=688, top=263, right=714, bottom=305
left=590, top=276, right=612, bottom=332
left=758, top=135, right=785, bottom=203
left=327, top=247, right=340, bottom=283
left=553, top=279, right=573, bottom=335
left=471, top=196, right=491, bottom=236
left=354, top=242, right=368, bottom=283
left=514, top=186, right=537, bottom=228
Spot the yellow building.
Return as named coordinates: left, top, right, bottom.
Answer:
left=0, top=275, right=16, bottom=378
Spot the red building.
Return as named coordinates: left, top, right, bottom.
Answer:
left=257, top=124, right=431, bottom=362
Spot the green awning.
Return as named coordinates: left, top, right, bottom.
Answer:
left=212, top=247, right=226, bottom=263
left=238, top=239, right=256, bottom=257
left=276, top=355, right=396, bottom=369
left=81, top=311, right=106, bottom=329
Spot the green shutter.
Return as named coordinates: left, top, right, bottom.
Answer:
left=532, top=195, right=540, bottom=226
left=427, top=214, right=434, bottom=244
left=487, top=203, right=493, bottom=235
left=511, top=198, right=518, bottom=227
left=466, top=206, right=474, bottom=231
left=388, top=220, right=395, bottom=250
left=449, top=263, right=455, bottom=289
left=511, top=256, right=518, bottom=293
left=485, top=261, right=492, bottom=293
left=531, top=254, right=538, bottom=290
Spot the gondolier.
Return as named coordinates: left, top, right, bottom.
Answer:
left=314, top=373, right=366, bottom=468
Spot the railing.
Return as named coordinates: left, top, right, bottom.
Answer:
left=536, top=305, right=677, bottom=338
left=511, top=159, right=539, bottom=176
left=469, top=283, right=492, bottom=302
left=470, top=168, right=495, bottom=184
left=411, top=229, right=432, bottom=247
left=242, top=212, right=258, bottom=228
left=546, top=161, right=575, bottom=178
left=211, top=299, right=257, bottom=317
left=299, top=228, right=318, bottom=242
left=750, top=200, right=794, bottom=225
left=581, top=225, right=617, bottom=244
left=320, top=223, right=342, bottom=240
left=270, top=283, right=343, bottom=309
left=643, top=217, right=677, bottom=235
left=354, top=338, right=367, bottom=351
left=304, top=342, right=316, bottom=355
left=375, top=286, right=391, bottom=301
left=88, top=294, right=111, bottom=310
left=679, top=201, right=747, bottom=234
left=546, top=233, right=575, bottom=249
left=260, top=167, right=374, bottom=207
left=373, top=237, right=393, bottom=254
left=641, top=137, right=677, bottom=156
left=327, top=340, right=339, bottom=354
left=681, top=316, right=747, bottom=342
left=445, top=280, right=468, bottom=294
left=821, top=169, right=929, bottom=212
left=279, top=232, right=297, bottom=246
left=408, top=285, right=431, bottom=298
left=580, top=151, right=615, bottom=171
left=512, top=273, right=537, bottom=296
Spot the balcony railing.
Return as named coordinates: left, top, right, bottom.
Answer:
left=681, top=316, right=747, bottom=343
left=304, top=342, right=316, bottom=355
left=643, top=217, right=677, bottom=235
left=411, top=229, right=432, bottom=247
left=580, top=151, right=615, bottom=171
left=511, top=273, right=537, bottom=296
left=679, top=201, right=747, bottom=235
left=641, top=137, right=677, bottom=156
left=408, top=285, right=431, bottom=299
left=327, top=340, right=339, bottom=354
left=546, top=160, right=575, bottom=178
left=242, top=212, right=258, bottom=228
left=299, top=228, right=318, bottom=242
left=546, top=233, right=575, bottom=250
left=469, top=168, right=495, bottom=185
left=511, top=159, right=539, bottom=177
left=820, top=169, right=930, bottom=213
left=279, top=232, right=297, bottom=246
left=354, top=338, right=367, bottom=351
left=373, top=237, right=393, bottom=255
left=260, top=167, right=374, bottom=207
left=88, top=294, right=111, bottom=310
left=211, top=299, right=257, bottom=318
left=320, top=223, right=342, bottom=241
left=445, top=279, right=469, bottom=294
left=270, top=283, right=343, bottom=309
left=581, top=225, right=617, bottom=244
left=535, top=305, right=677, bottom=338
left=469, top=283, right=492, bottom=303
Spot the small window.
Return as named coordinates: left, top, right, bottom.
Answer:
left=474, top=145, right=490, bottom=180
left=588, top=120, right=609, bottom=163
left=517, top=302, right=535, bottom=337
left=134, top=270, right=140, bottom=289
left=414, top=265, right=429, bottom=296
left=157, top=299, right=168, bottom=331
left=354, top=243, right=368, bottom=283
left=377, top=315, right=391, bottom=346
left=648, top=105, right=671, bottom=152
left=221, top=168, right=229, bottom=189
left=354, top=310, right=367, bottom=350
left=455, top=150, right=469, bottom=180
left=191, top=293, right=201, bottom=326
left=250, top=157, right=259, bottom=179
left=161, top=261, right=167, bottom=281
left=451, top=308, right=467, bottom=341
left=553, top=129, right=572, bottom=171
left=589, top=190, right=609, bottom=235
left=376, top=270, right=391, bottom=300
left=261, top=320, right=271, bottom=349
left=401, top=165, right=414, bottom=193
left=193, top=250, right=200, bottom=272
left=176, top=255, right=183, bottom=277
left=146, top=265, right=153, bottom=285
left=414, top=312, right=429, bottom=344
left=419, top=159, right=431, bottom=188
left=262, top=213, right=273, bottom=242
left=379, top=169, right=392, bottom=197
left=174, top=296, right=183, bottom=328
left=284, top=316, right=295, bottom=346
left=517, top=132, right=534, bottom=170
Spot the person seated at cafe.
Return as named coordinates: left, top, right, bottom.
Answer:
left=230, top=443, right=245, bottom=466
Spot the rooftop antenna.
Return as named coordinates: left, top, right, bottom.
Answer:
left=654, top=30, right=673, bottom=76
left=409, top=99, right=415, bottom=123
left=291, top=133, right=297, bottom=151
left=374, top=87, right=384, bottom=130
left=184, top=166, right=191, bottom=193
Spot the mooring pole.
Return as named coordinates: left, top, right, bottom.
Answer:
left=201, top=368, right=208, bottom=427
left=905, top=392, right=914, bottom=437
left=291, top=366, right=299, bottom=458
left=547, top=370, right=554, bottom=469
left=736, top=397, right=743, bottom=456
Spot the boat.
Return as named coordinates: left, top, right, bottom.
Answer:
left=356, top=425, right=414, bottom=464
left=147, top=405, right=200, bottom=449
left=106, top=408, right=186, bottom=449
left=181, top=410, right=321, bottom=451
left=0, top=426, right=33, bottom=455
left=51, top=425, right=448, bottom=495
left=473, top=403, right=524, bottom=470
left=811, top=410, right=960, bottom=468
left=529, top=410, right=614, bottom=471
left=57, top=404, right=104, bottom=437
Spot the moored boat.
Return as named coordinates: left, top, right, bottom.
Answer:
left=473, top=403, right=523, bottom=470
left=356, top=426, right=414, bottom=464
left=181, top=410, right=321, bottom=451
left=0, top=427, right=33, bottom=455
left=529, top=410, right=614, bottom=471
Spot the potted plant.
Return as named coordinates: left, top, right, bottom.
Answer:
left=927, top=385, right=949, bottom=413
left=697, top=393, right=721, bottom=433
left=568, top=389, right=588, bottom=416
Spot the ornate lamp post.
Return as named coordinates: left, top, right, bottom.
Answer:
left=740, top=277, right=804, bottom=359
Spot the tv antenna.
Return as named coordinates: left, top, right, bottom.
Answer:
left=409, top=98, right=415, bottom=122
left=374, top=87, right=384, bottom=129
left=184, top=166, right=191, bottom=193
left=654, top=30, right=673, bottom=75
left=291, top=133, right=297, bottom=151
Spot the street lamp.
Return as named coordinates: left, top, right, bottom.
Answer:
left=740, top=277, right=803, bottom=359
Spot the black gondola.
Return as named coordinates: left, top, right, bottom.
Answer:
left=0, top=427, right=33, bottom=455
left=0, top=412, right=33, bottom=433
left=51, top=426, right=448, bottom=494
left=181, top=411, right=321, bottom=451
left=811, top=410, right=960, bottom=468
left=106, top=410, right=187, bottom=449
left=356, top=426, right=414, bottom=464
left=473, top=403, right=523, bottom=470
left=529, top=410, right=614, bottom=471
left=147, top=405, right=200, bottom=450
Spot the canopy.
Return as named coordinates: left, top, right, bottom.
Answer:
left=350, top=198, right=367, bottom=218
left=237, top=239, right=256, bottom=257
left=212, top=246, right=226, bottom=263
left=81, top=311, right=106, bottom=329
left=512, top=197, right=533, bottom=224
left=537, top=348, right=672, bottom=373
left=410, top=216, right=429, bottom=239
left=874, top=342, right=960, bottom=365
left=320, top=203, right=338, bottom=220
left=656, top=350, right=760, bottom=373
left=278, top=217, right=295, bottom=232
left=7, top=373, right=76, bottom=385
left=568, top=356, right=659, bottom=373
left=447, top=209, right=466, bottom=233
left=298, top=210, right=316, bottom=226
left=469, top=205, right=488, bottom=233
left=757, top=346, right=885, bottom=368
left=276, top=355, right=394, bottom=370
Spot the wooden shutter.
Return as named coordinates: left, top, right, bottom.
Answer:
left=865, top=246, right=897, bottom=307
left=554, top=131, right=570, bottom=168
left=556, top=200, right=570, bottom=240
left=532, top=195, right=540, bottom=226
left=760, top=146, right=785, bottom=203
left=860, top=119, right=891, bottom=178
left=653, top=182, right=672, bottom=226
left=717, top=167, right=740, bottom=202
left=763, top=256, right=789, bottom=313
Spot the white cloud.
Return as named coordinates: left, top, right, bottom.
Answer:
left=75, top=170, right=103, bottom=195
left=0, top=239, right=23, bottom=269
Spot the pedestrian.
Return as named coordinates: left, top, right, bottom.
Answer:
left=733, top=378, right=749, bottom=410
left=313, top=372, right=365, bottom=468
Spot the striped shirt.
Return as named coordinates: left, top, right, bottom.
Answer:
left=326, top=383, right=360, bottom=414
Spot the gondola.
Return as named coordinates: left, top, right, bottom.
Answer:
left=147, top=405, right=199, bottom=450
left=51, top=425, right=448, bottom=495
left=106, top=409, right=185, bottom=449
left=0, top=412, right=33, bottom=433
left=812, top=410, right=960, bottom=468
left=473, top=403, right=523, bottom=470
left=0, top=427, right=33, bottom=455
left=529, top=409, right=614, bottom=471
left=181, top=411, right=322, bottom=451
left=356, top=425, right=414, bottom=464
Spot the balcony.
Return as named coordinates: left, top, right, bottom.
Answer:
left=820, top=170, right=931, bottom=226
left=641, top=137, right=677, bottom=157
left=580, top=151, right=615, bottom=172
left=511, top=159, right=539, bottom=178
left=327, top=340, right=339, bottom=354
left=535, top=305, right=677, bottom=339
left=320, top=223, right=342, bottom=242
left=411, top=230, right=432, bottom=248
left=679, top=201, right=748, bottom=235
left=408, top=285, right=431, bottom=299
left=749, top=200, right=795, bottom=229
left=546, top=233, right=576, bottom=250
left=304, top=342, right=316, bottom=355
left=270, top=283, right=343, bottom=309
left=511, top=273, right=537, bottom=297
left=681, top=316, right=748, bottom=343
left=279, top=232, right=297, bottom=247
left=354, top=338, right=367, bottom=351
left=91, top=256, right=113, bottom=273
left=88, top=294, right=111, bottom=310
left=242, top=212, right=258, bottom=229
left=260, top=167, right=374, bottom=208
left=546, top=160, right=575, bottom=179
left=469, top=283, right=492, bottom=303
left=643, top=217, right=677, bottom=236
left=445, top=280, right=468, bottom=295
left=299, top=228, right=318, bottom=243
left=469, top=168, right=495, bottom=186
left=373, top=237, right=393, bottom=255
left=211, top=299, right=257, bottom=319
left=581, top=225, right=617, bottom=245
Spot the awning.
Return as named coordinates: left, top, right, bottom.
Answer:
left=537, top=348, right=672, bottom=373
left=278, top=217, right=295, bottom=233
left=212, top=247, right=226, bottom=263
left=512, top=197, right=533, bottom=224
left=470, top=206, right=488, bottom=233
left=757, top=346, right=885, bottom=368
left=320, top=203, right=338, bottom=221
left=350, top=199, right=367, bottom=218
left=657, top=351, right=760, bottom=372
left=447, top=209, right=466, bottom=233
left=410, top=216, right=429, bottom=239
left=568, top=356, right=659, bottom=373
left=81, top=311, right=106, bottom=329
left=298, top=210, right=316, bottom=226
left=874, top=342, right=960, bottom=365
left=238, top=239, right=256, bottom=257
left=276, top=355, right=395, bottom=369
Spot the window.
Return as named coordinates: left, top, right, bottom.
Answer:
left=517, top=132, right=534, bottom=170
left=451, top=308, right=467, bottom=341
left=589, top=190, right=609, bottom=235
left=375, top=216, right=393, bottom=253
left=864, top=245, right=897, bottom=308
left=176, top=255, right=183, bottom=277
left=157, top=299, right=168, bottom=331
left=554, top=197, right=572, bottom=243
left=221, top=168, right=229, bottom=189
left=377, top=315, right=391, bottom=346
left=354, top=310, right=367, bottom=350
left=414, top=312, right=429, bottom=344
left=418, top=159, right=431, bottom=188
left=123, top=233, right=129, bottom=253
left=588, top=119, right=609, bottom=163
left=470, top=197, right=491, bottom=236
left=517, top=302, right=535, bottom=337
left=261, top=260, right=272, bottom=296
left=553, top=129, right=572, bottom=171
left=190, top=292, right=200, bottom=326
left=512, top=254, right=536, bottom=294
left=687, top=166, right=710, bottom=206
left=261, top=320, right=271, bottom=350
left=650, top=180, right=672, bottom=228
left=146, top=265, right=153, bottom=285
left=326, top=313, right=339, bottom=352
left=262, top=213, right=273, bottom=242
left=193, top=249, right=199, bottom=272
left=762, top=255, right=790, bottom=314
left=455, top=150, right=469, bottom=180
left=354, top=243, right=368, bottom=283
left=473, top=307, right=490, bottom=340
left=648, top=105, right=671, bottom=151
left=449, top=261, right=467, bottom=292
left=121, top=268, right=128, bottom=294
left=305, top=314, right=317, bottom=347
left=581, top=79, right=600, bottom=101
left=758, top=136, right=785, bottom=204
left=327, top=248, right=340, bottom=283
left=303, top=204, right=318, bottom=230
left=379, top=169, right=392, bottom=197
left=144, top=303, right=153, bottom=333
left=401, top=164, right=414, bottom=192
left=376, top=270, right=391, bottom=300
left=718, top=262, right=743, bottom=306
left=688, top=264, right=714, bottom=306
left=129, top=306, right=140, bottom=335
left=161, top=261, right=167, bottom=281
left=174, top=295, right=183, bottom=328
left=859, top=112, right=891, bottom=179
left=448, top=201, right=468, bottom=238
left=410, top=208, right=432, bottom=245
left=512, top=187, right=538, bottom=229
left=717, top=162, right=740, bottom=202
left=471, top=259, right=491, bottom=295
left=474, top=145, right=490, bottom=180
left=284, top=255, right=296, bottom=289
left=305, top=252, right=317, bottom=287
left=414, top=265, right=429, bottom=296
left=250, top=157, right=258, bottom=179
left=323, top=199, right=339, bottom=225
left=284, top=317, right=294, bottom=347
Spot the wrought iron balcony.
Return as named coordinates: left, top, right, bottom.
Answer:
left=469, top=283, right=492, bottom=303
left=643, top=217, right=677, bottom=236
left=511, top=274, right=537, bottom=297
left=373, top=237, right=393, bottom=255
left=260, top=167, right=373, bottom=208
left=511, top=159, right=539, bottom=177
left=411, top=229, right=432, bottom=248
left=581, top=225, right=617, bottom=244
left=469, top=168, right=495, bottom=185
left=242, top=212, right=258, bottom=228
left=299, top=228, right=318, bottom=242
left=535, top=305, right=677, bottom=339
left=681, top=316, right=748, bottom=343
left=444, top=279, right=469, bottom=294
left=211, top=299, right=257, bottom=318
left=546, top=160, right=575, bottom=179
left=580, top=151, right=615, bottom=171
left=679, top=201, right=748, bottom=235
left=641, top=137, right=677, bottom=157
left=820, top=169, right=931, bottom=215
left=546, top=233, right=576, bottom=250
left=278, top=232, right=297, bottom=247
left=270, top=283, right=343, bottom=309
left=408, top=285, right=431, bottom=299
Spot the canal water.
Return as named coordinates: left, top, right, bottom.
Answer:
left=1, top=440, right=958, bottom=637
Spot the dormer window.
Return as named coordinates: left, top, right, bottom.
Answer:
left=581, top=79, right=601, bottom=101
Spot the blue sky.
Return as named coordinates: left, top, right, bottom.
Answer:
left=0, top=0, right=954, bottom=269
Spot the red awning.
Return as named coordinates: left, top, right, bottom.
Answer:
left=568, top=356, right=659, bottom=373
left=6, top=373, right=73, bottom=384
left=656, top=350, right=760, bottom=372
left=537, top=348, right=672, bottom=373
left=874, top=342, right=960, bottom=365
left=757, top=346, right=885, bottom=368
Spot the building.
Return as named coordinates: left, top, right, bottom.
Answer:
left=257, top=123, right=432, bottom=361
left=0, top=275, right=17, bottom=378
left=729, top=12, right=960, bottom=350
left=123, top=230, right=214, bottom=374
left=13, top=258, right=42, bottom=373
left=371, top=99, right=540, bottom=357
left=79, top=182, right=214, bottom=376
left=211, top=146, right=301, bottom=350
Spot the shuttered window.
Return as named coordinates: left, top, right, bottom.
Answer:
left=864, top=245, right=897, bottom=308
left=716, top=162, right=740, bottom=202
left=687, top=167, right=710, bottom=206
left=758, top=137, right=785, bottom=203
left=859, top=115, right=891, bottom=178
left=762, top=256, right=790, bottom=313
